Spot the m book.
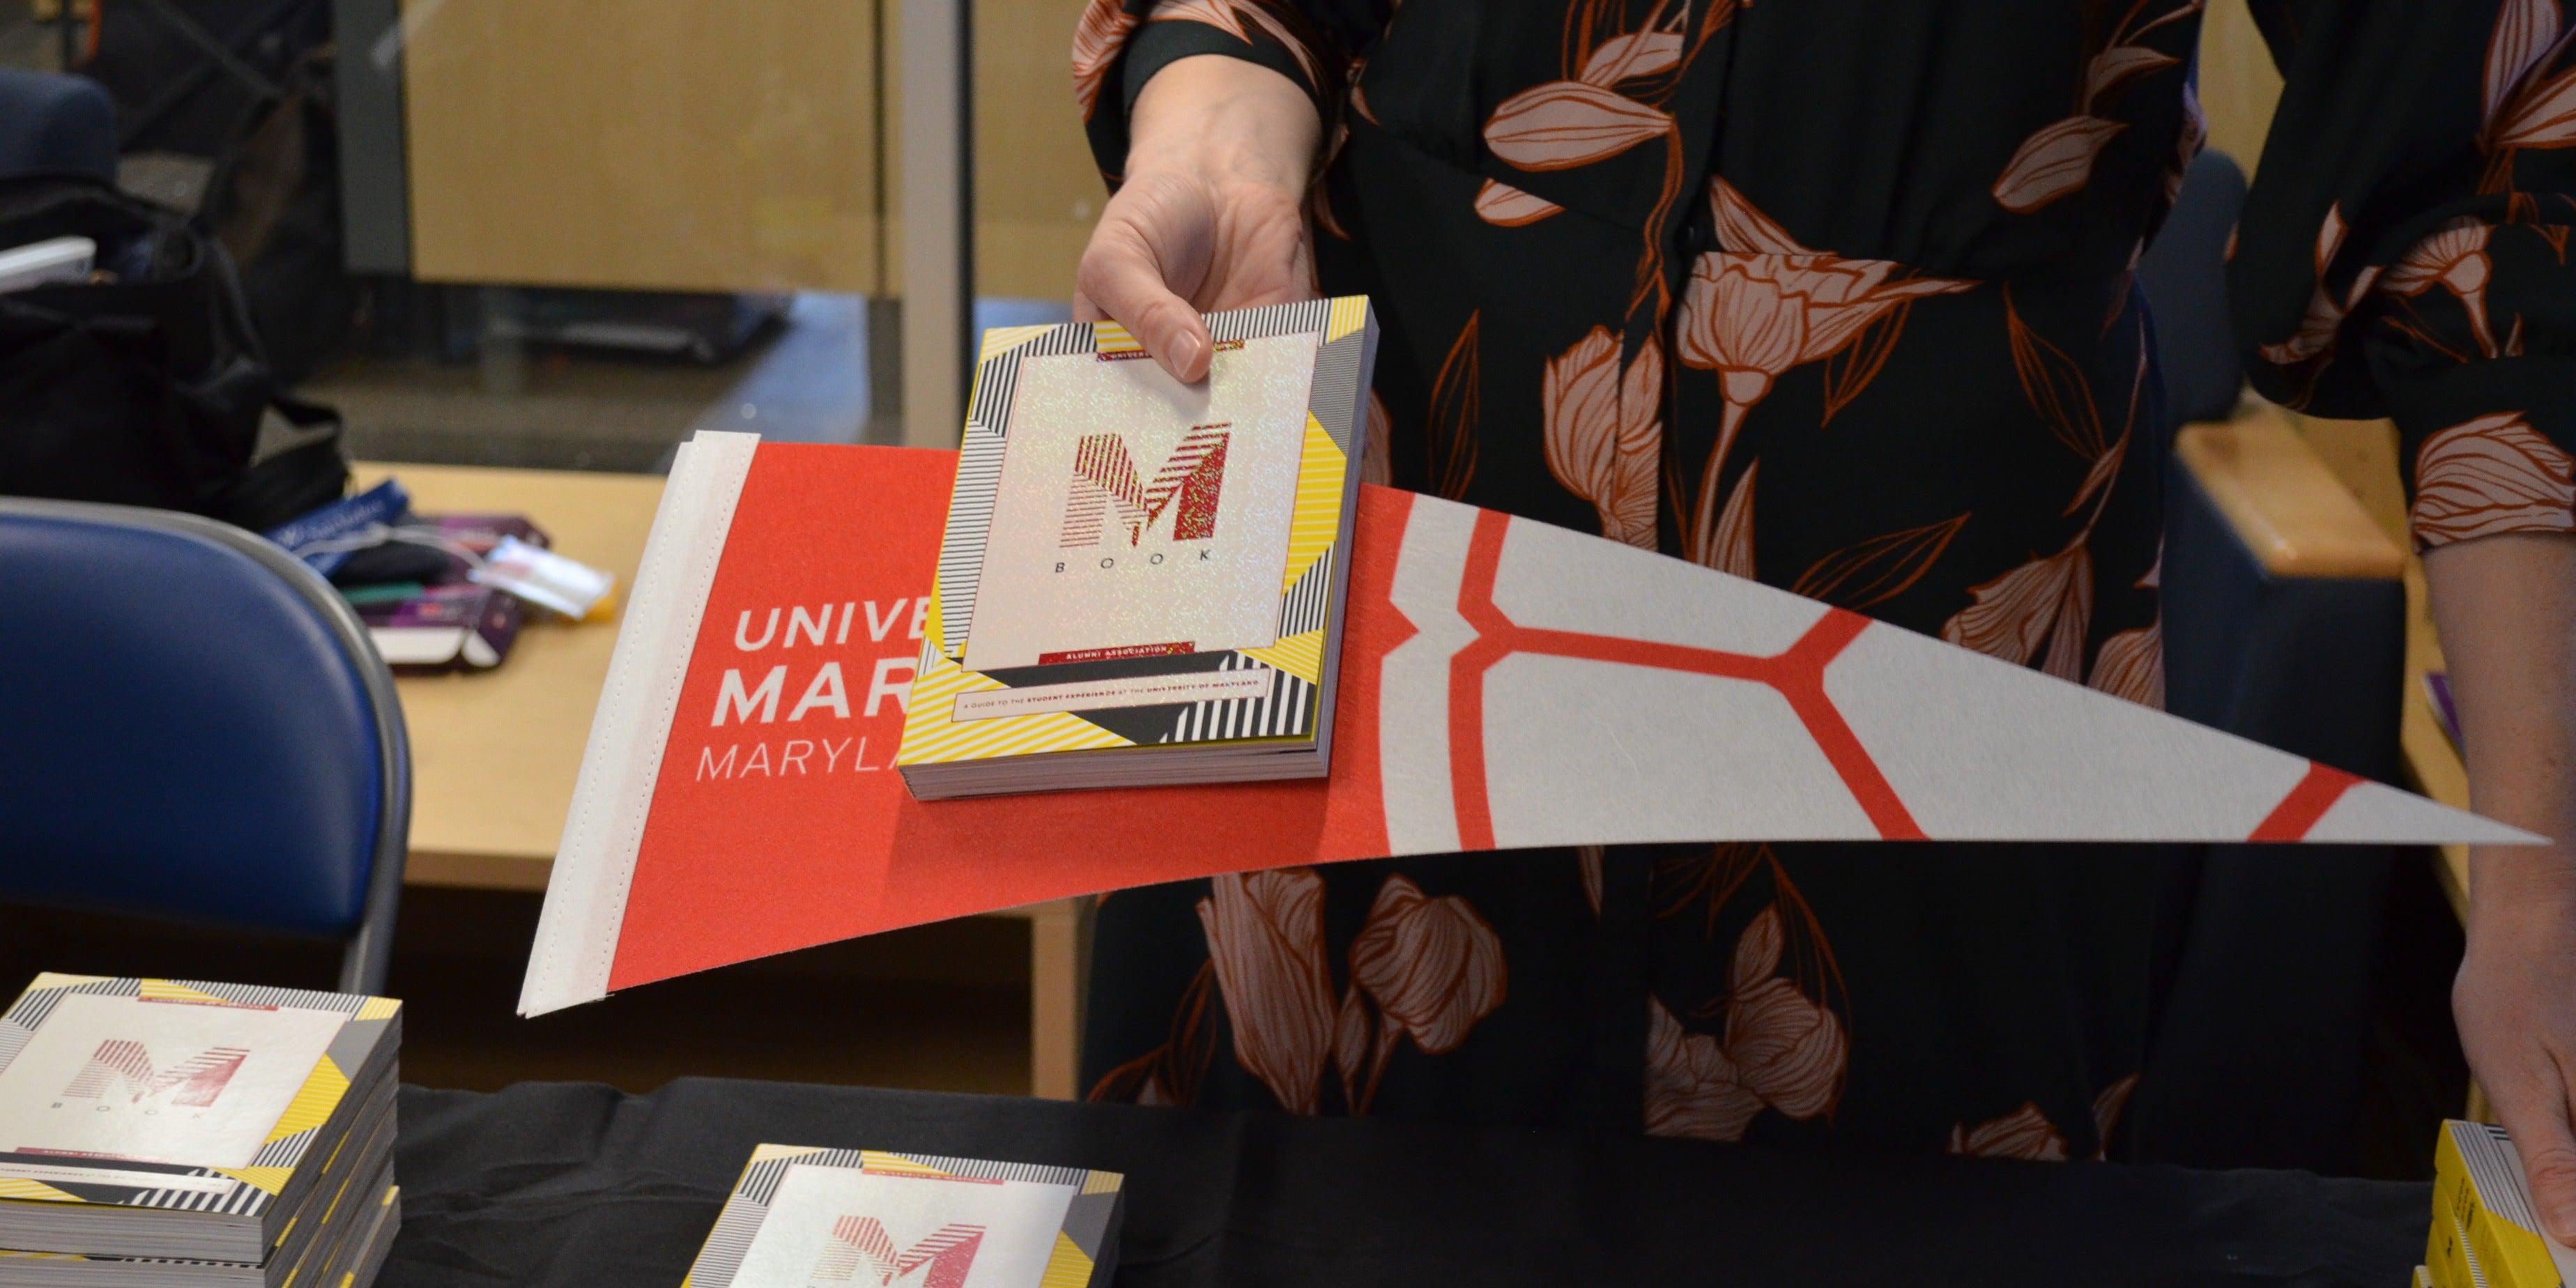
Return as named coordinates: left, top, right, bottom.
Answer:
left=678, top=1147, right=1121, bottom=1288
left=2433, top=1119, right=2575, bottom=1288
left=0, top=976, right=399, bottom=1263
left=895, top=298, right=1379, bottom=798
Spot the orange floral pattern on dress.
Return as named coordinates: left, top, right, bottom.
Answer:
left=2088, top=624, right=2164, bottom=707
left=2479, top=0, right=2576, bottom=191
left=1475, top=179, right=1565, bottom=227
left=1949, top=1102, right=2071, bottom=1160
left=1947, top=1074, right=2140, bottom=1161
left=1990, top=1, right=2200, bottom=213
left=1485, top=81, right=1675, bottom=171
left=1427, top=313, right=1482, bottom=500
left=2412, top=411, right=2576, bottom=546
left=1121, top=871, right=1513, bottom=1117
left=1544, top=328, right=1664, bottom=547
left=1645, top=905, right=1848, bottom=1142
left=1789, top=514, right=1970, bottom=612
left=1676, top=179, right=1973, bottom=563
left=1945, top=293, right=2148, bottom=684
left=1196, top=869, right=1338, bottom=1113
left=1342, top=875, right=1508, bottom=1110
left=2379, top=221, right=2501, bottom=359
left=1071, top=0, right=1140, bottom=121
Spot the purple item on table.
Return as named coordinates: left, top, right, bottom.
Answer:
left=2425, top=671, right=2462, bottom=753
left=358, top=583, right=523, bottom=669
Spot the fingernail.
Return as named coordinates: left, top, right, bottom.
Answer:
left=1172, top=333, right=1204, bottom=376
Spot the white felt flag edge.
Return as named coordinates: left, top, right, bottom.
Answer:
left=519, top=431, right=758, bottom=1017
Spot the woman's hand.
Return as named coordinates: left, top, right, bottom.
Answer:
left=2428, top=531, right=2576, bottom=1243
left=2455, top=876, right=2576, bottom=1241
left=1075, top=54, right=1323, bottom=384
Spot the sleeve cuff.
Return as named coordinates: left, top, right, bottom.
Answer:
left=1121, top=17, right=1328, bottom=120
left=2378, top=355, right=2576, bottom=549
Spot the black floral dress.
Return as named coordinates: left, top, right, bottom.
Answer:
left=1071, top=0, right=2576, bottom=1161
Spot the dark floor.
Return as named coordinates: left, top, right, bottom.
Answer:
left=0, top=889, right=1034, bottom=1096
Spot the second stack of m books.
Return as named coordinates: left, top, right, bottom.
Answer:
left=2427, top=1119, right=2576, bottom=1288
left=0, top=975, right=404, bottom=1288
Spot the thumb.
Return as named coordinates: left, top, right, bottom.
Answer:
left=2500, top=1089, right=2576, bottom=1244
left=1075, top=220, right=1213, bottom=383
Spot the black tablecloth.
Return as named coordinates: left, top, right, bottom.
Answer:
left=384, top=1079, right=2428, bottom=1287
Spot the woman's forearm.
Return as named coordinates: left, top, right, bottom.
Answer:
left=2425, top=532, right=2576, bottom=906
left=2426, top=530, right=2576, bottom=1239
left=1127, top=54, right=1321, bottom=193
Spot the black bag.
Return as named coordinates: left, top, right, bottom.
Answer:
left=0, top=174, right=347, bottom=531
left=79, top=0, right=354, bottom=385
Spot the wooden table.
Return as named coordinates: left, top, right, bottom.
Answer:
left=358, top=463, right=1087, bottom=1100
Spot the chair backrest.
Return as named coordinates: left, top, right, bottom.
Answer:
left=0, top=498, right=406, bottom=992
left=2136, top=147, right=2251, bottom=438
left=0, top=68, right=117, bottom=184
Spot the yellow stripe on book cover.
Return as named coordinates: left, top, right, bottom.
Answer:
left=214, top=1166, right=292, bottom=1195
left=137, top=980, right=233, bottom=1004
left=0, top=1179, right=80, bottom=1204
left=1280, top=412, right=1346, bottom=595
left=1038, top=1230, right=1094, bottom=1288
left=981, top=325, right=1055, bottom=362
left=897, top=650, right=1135, bottom=766
left=1241, top=632, right=1324, bottom=686
left=1327, top=296, right=1368, bottom=343
left=268, top=1055, right=350, bottom=1142
left=858, top=1151, right=953, bottom=1178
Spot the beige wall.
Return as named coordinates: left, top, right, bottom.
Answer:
left=403, top=0, right=884, bottom=293
left=401, top=0, right=1104, bottom=300
left=399, top=2, right=2282, bottom=299
left=967, top=0, right=1106, bottom=299
left=2198, top=0, right=2283, bottom=176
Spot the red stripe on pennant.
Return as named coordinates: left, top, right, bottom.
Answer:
left=2248, top=763, right=2363, bottom=841
left=1445, top=512, right=1923, bottom=844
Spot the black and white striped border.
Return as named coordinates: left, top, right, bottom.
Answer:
left=1278, top=545, right=1333, bottom=638
left=939, top=301, right=1343, bottom=659
left=1163, top=653, right=1314, bottom=744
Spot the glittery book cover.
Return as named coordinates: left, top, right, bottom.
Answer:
left=678, top=1147, right=1121, bottom=1288
left=0, top=975, right=401, bottom=1262
left=895, top=297, right=1379, bottom=797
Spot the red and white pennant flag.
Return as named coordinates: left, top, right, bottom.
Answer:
left=519, top=434, right=2533, bottom=1015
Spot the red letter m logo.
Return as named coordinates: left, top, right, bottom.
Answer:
left=809, top=1218, right=984, bottom=1288
left=61, top=1041, right=249, bottom=1108
left=1061, top=424, right=1228, bottom=548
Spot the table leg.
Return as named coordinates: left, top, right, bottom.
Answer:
left=1027, top=898, right=1091, bottom=1099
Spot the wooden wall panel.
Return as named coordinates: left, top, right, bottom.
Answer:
left=969, top=0, right=1105, bottom=300
left=403, top=0, right=882, bottom=293
left=401, top=0, right=1103, bottom=300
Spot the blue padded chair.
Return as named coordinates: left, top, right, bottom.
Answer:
left=0, top=68, right=118, bottom=183
left=2126, top=146, right=2413, bottom=1174
left=0, top=498, right=407, bottom=993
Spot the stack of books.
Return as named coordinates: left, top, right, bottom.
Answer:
left=2427, top=1119, right=2576, bottom=1288
left=897, top=298, right=1379, bottom=798
left=0, top=976, right=402, bottom=1288
left=678, top=1145, right=1123, bottom=1288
